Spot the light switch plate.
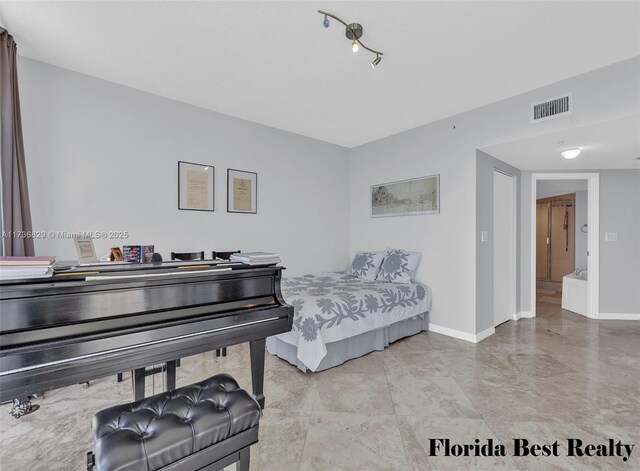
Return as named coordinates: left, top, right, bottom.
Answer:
left=480, top=231, right=489, bottom=242
left=605, top=232, right=618, bottom=242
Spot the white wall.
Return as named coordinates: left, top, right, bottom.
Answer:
left=18, top=57, right=351, bottom=276
left=351, top=56, right=639, bottom=336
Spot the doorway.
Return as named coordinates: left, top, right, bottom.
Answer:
left=536, top=193, right=576, bottom=290
left=530, top=173, right=599, bottom=318
left=493, top=170, right=516, bottom=326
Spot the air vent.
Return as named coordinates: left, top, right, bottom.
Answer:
left=530, top=93, right=572, bottom=123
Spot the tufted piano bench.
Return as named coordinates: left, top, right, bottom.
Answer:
left=87, top=373, right=260, bottom=471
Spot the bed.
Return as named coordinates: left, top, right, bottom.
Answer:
left=266, top=272, right=432, bottom=372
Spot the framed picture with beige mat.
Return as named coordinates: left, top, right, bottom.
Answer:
left=227, top=168, right=257, bottom=214
left=178, top=161, right=215, bottom=212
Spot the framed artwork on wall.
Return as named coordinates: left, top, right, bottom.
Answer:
left=178, top=161, right=214, bottom=211
left=227, top=169, right=257, bottom=214
left=371, top=174, right=440, bottom=217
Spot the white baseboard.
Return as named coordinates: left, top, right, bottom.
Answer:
left=597, top=312, right=640, bottom=320
left=475, top=326, right=495, bottom=342
left=428, top=323, right=495, bottom=343
left=517, top=311, right=534, bottom=318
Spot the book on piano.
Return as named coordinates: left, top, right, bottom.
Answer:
left=0, top=256, right=55, bottom=280
left=229, top=252, right=281, bottom=265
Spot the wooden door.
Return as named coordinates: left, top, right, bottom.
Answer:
left=536, top=202, right=550, bottom=281
left=550, top=201, right=575, bottom=282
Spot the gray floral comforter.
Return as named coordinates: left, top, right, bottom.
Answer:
left=274, top=272, right=432, bottom=371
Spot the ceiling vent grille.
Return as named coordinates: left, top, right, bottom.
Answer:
left=530, top=93, right=572, bottom=123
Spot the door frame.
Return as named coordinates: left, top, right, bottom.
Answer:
left=530, top=173, right=599, bottom=318
left=494, top=169, right=517, bottom=325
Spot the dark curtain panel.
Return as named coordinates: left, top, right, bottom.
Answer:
left=0, top=28, right=34, bottom=256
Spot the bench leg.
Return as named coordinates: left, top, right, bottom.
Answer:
left=237, top=447, right=250, bottom=471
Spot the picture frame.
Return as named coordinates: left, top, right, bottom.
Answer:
left=370, top=174, right=440, bottom=217
left=227, top=169, right=257, bottom=214
left=74, top=238, right=98, bottom=264
left=178, top=161, right=214, bottom=211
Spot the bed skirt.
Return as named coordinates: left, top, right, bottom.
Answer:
left=266, top=313, right=429, bottom=372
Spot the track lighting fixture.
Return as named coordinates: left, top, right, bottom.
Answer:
left=318, top=10, right=384, bottom=68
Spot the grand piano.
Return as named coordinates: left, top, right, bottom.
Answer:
left=0, top=261, right=293, bottom=416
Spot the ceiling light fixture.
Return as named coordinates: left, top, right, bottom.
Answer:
left=561, top=149, right=581, bottom=159
left=318, top=10, right=383, bottom=68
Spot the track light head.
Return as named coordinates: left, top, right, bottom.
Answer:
left=371, top=55, right=382, bottom=68
left=352, top=40, right=359, bottom=53
left=323, top=15, right=330, bottom=28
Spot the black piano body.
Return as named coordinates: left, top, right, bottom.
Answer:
left=0, top=263, right=293, bottom=409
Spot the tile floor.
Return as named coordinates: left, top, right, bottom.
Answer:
left=1, top=294, right=638, bottom=470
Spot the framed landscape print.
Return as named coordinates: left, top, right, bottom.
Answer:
left=227, top=169, right=257, bottom=214
left=178, top=161, right=214, bottom=211
left=371, top=174, right=440, bottom=217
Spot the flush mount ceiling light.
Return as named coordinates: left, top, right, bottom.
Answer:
left=561, top=149, right=581, bottom=159
left=318, top=10, right=384, bottom=68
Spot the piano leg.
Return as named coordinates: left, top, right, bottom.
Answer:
left=165, top=360, right=177, bottom=391
left=132, top=368, right=146, bottom=401
left=249, top=338, right=266, bottom=409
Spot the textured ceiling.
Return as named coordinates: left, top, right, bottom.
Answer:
left=1, top=1, right=639, bottom=147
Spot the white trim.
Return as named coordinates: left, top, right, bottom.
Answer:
left=475, top=326, right=495, bottom=342
left=513, top=310, right=534, bottom=320
left=428, top=323, right=495, bottom=343
left=597, top=313, right=640, bottom=320
left=530, top=173, right=599, bottom=318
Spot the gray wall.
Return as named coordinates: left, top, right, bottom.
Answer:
left=575, top=190, right=588, bottom=269
left=521, top=170, right=640, bottom=314
left=350, top=56, right=638, bottom=336
left=476, top=150, right=521, bottom=333
left=18, top=57, right=351, bottom=275
left=537, top=180, right=588, bottom=198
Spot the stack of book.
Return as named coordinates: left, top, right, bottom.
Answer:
left=229, top=252, right=281, bottom=265
left=0, top=256, right=56, bottom=281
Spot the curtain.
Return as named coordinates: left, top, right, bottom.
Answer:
left=0, top=27, right=34, bottom=256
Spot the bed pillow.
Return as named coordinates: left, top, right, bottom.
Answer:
left=376, top=248, right=422, bottom=283
left=345, top=251, right=385, bottom=280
